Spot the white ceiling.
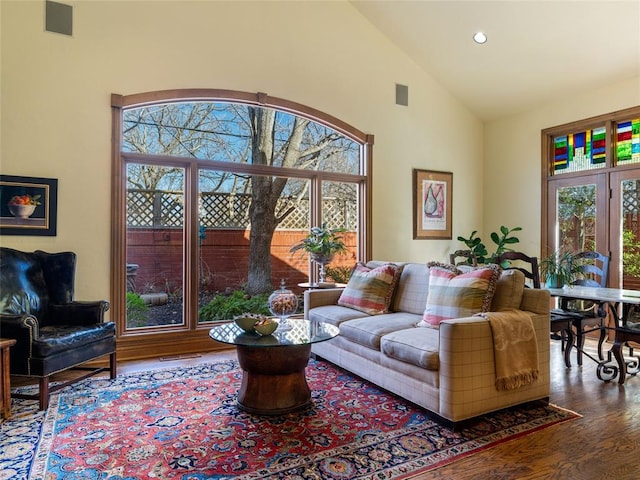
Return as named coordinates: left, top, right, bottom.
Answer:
left=351, top=0, right=640, bottom=121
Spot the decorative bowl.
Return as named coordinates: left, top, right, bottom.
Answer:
left=234, top=314, right=262, bottom=332
left=253, top=319, right=278, bottom=336
left=8, top=204, right=36, bottom=218
left=268, top=280, right=298, bottom=320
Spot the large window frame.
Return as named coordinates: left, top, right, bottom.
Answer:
left=542, top=104, right=640, bottom=289
left=111, top=90, right=373, bottom=360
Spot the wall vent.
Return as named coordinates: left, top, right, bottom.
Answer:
left=45, top=1, right=73, bottom=37
left=395, top=84, right=408, bottom=106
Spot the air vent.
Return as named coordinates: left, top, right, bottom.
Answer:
left=45, top=1, right=73, bottom=37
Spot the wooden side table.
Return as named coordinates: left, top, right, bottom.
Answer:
left=1, top=338, right=16, bottom=419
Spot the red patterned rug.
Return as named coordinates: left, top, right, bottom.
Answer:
left=13, top=360, right=578, bottom=479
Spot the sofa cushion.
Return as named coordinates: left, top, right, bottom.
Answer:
left=381, top=327, right=439, bottom=371
left=34, top=322, right=116, bottom=357
left=391, top=263, right=431, bottom=314
left=491, top=269, right=526, bottom=311
left=338, top=263, right=402, bottom=315
left=338, top=313, right=421, bottom=350
left=419, top=262, right=501, bottom=328
left=306, top=304, right=370, bottom=327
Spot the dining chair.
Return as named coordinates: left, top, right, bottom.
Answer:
left=492, top=252, right=581, bottom=367
left=552, top=251, right=610, bottom=365
left=492, top=251, right=541, bottom=288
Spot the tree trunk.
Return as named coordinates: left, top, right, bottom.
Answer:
left=246, top=176, right=279, bottom=294
left=245, top=107, right=309, bottom=294
left=246, top=107, right=279, bottom=294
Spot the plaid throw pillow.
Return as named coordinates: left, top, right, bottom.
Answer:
left=418, top=262, right=502, bottom=328
left=338, top=263, right=403, bottom=315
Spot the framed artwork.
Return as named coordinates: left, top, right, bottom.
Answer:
left=0, top=175, right=58, bottom=236
left=413, top=169, right=452, bottom=240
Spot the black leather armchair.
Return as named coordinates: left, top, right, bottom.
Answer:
left=0, top=248, right=116, bottom=409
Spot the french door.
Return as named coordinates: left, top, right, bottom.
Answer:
left=611, top=170, right=640, bottom=290
left=547, top=170, right=640, bottom=289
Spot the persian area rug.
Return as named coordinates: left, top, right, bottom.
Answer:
left=2, top=360, right=579, bottom=480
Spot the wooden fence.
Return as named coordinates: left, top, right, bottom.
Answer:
left=126, top=228, right=357, bottom=295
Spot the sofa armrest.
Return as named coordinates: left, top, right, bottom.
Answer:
left=438, top=308, right=550, bottom=372
left=437, top=307, right=550, bottom=420
left=520, top=288, right=550, bottom=315
left=303, top=288, right=344, bottom=317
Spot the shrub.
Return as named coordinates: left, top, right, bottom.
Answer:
left=199, top=290, right=270, bottom=321
left=126, top=292, right=149, bottom=328
left=623, top=229, right=640, bottom=278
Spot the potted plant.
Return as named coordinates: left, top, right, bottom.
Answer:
left=290, top=224, right=347, bottom=284
left=456, top=225, right=522, bottom=264
left=540, top=250, right=582, bottom=288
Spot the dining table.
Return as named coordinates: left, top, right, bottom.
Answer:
left=547, top=286, right=640, bottom=384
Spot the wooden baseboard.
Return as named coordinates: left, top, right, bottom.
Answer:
left=81, top=329, right=233, bottom=364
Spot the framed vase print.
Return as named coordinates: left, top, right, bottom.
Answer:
left=0, top=174, right=58, bottom=236
left=413, top=169, right=452, bottom=239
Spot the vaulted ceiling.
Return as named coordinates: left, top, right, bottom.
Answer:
left=351, top=0, right=640, bottom=121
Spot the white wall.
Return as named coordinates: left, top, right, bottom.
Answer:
left=484, top=75, right=640, bottom=257
left=0, top=0, right=483, bottom=302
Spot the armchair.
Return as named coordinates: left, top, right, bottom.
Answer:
left=0, top=248, right=116, bottom=409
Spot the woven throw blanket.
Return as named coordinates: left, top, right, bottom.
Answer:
left=476, top=310, right=539, bottom=391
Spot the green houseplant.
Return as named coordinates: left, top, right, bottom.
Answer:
left=540, top=250, right=582, bottom=288
left=290, top=224, right=347, bottom=283
left=457, top=226, right=522, bottom=264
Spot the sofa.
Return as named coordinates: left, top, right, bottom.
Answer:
left=304, top=261, right=551, bottom=424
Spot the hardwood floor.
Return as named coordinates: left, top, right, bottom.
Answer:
left=12, top=339, right=640, bottom=479
left=422, top=339, right=640, bottom=480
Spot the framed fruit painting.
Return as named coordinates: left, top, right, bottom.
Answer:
left=413, top=169, right=452, bottom=240
left=0, top=175, right=58, bottom=236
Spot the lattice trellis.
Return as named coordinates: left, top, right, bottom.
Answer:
left=623, top=179, right=640, bottom=215
left=127, top=190, right=155, bottom=227
left=198, top=192, right=252, bottom=228
left=126, top=189, right=355, bottom=230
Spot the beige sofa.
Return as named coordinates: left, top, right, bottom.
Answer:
left=304, top=261, right=551, bottom=424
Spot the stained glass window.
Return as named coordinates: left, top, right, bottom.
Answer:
left=616, top=118, right=640, bottom=165
left=553, top=127, right=606, bottom=174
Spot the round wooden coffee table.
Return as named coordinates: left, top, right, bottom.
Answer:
left=209, top=319, right=339, bottom=415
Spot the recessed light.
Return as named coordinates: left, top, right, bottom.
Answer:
left=473, top=32, right=487, bottom=44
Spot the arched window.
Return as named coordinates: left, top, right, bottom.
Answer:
left=111, top=90, right=373, bottom=358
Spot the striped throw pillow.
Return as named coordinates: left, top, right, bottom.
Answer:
left=338, top=263, right=403, bottom=315
left=419, top=262, right=502, bottom=328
